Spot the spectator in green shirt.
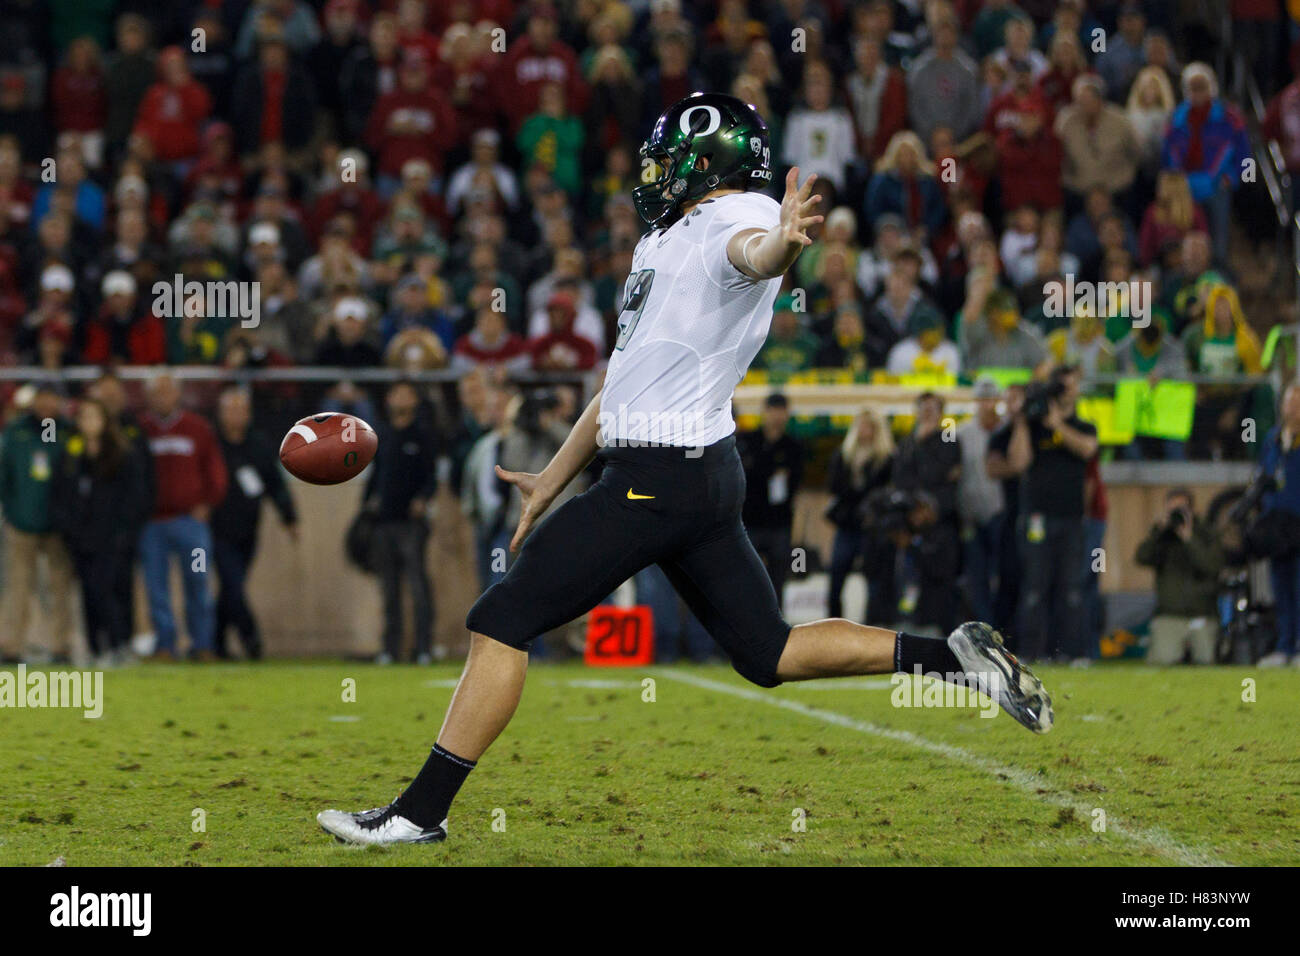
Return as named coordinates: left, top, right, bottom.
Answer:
left=755, top=294, right=820, bottom=378
left=517, top=82, right=585, bottom=198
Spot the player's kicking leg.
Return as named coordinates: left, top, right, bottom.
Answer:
left=318, top=442, right=1052, bottom=846
left=317, top=615, right=1053, bottom=845
left=775, top=619, right=1054, bottom=734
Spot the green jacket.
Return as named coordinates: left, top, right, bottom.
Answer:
left=1135, top=517, right=1224, bottom=616
left=517, top=114, right=585, bottom=196
left=0, top=414, right=65, bottom=534
left=754, top=330, right=821, bottom=378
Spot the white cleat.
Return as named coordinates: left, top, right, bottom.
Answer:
left=316, top=805, right=447, bottom=845
left=948, top=621, right=1055, bottom=734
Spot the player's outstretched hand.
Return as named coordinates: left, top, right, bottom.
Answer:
left=779, top=167, right=824, bottom=248
left=495, top=465, right=554, bottom=553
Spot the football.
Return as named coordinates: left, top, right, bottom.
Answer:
left=279, top=412, right=378, bottom=485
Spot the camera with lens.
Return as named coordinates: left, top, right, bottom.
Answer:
left=515, top=388, right=560, bottom=436
left=863, top=487, right=939, bottom=536
left=865, top=487, right=914, bottom=535
left=1022, top=379, right=1066, bottom=424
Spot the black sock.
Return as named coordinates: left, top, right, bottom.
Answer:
left=392, top=744, right=476, bottom=828
left=894, top=631, right=963, bottom=676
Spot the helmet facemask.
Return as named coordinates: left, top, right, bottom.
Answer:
left=633, top=112, right=718, bottom=227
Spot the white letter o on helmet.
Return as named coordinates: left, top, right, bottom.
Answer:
left=679, top=105, right=723, bottom=137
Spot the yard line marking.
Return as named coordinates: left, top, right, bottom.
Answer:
left=658, top=669, right=1228, bottom=867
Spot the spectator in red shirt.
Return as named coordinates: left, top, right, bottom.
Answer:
left=16, top=265, right=77, bottom=363
left=80, top=270, right=166, bottom=365
left=1137, top=171, right=1208, bottom=267
left=528, top=290, right=597, bottom=371
left=496, top=6, right=587, bottom=134
left=844, top=36, right=907, bottom=162
left=309, top=148, right=386, bottom=253
left=131, top=46, right=213, bottom=166
left=51, top=37, right=108, bottom=169
left=0, top=139, right=35, bottom=229
left=1036, top=33, right=1089, bottom=120
left=182, top=122, right=243, bottom=208
left=36, top=314, right=74, bottom=369
left=453, top=304, right=529, bottom=374
left=1262, top=74, right=1300, bottom=191
left=985, top=59, right=1062, bottom=212
left=427, top=0, right=516, bottom=34
left=431, top=21, right=499, bottom=141
left=395, top=0, right=441, bottom=64
left=139, top=373, right=229, bottom=660
left=364, top=46, right=458, bottom=191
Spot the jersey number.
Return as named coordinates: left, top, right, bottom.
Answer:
left=615, top=268, right=655, bottom=350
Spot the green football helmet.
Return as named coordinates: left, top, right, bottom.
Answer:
left=632, top=92, right=773, bottom=227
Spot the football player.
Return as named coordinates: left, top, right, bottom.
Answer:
left=318, top=93, right=1053, bottom=845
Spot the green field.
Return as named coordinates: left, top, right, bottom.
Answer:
left=1, top=660, right=1297, bottom=866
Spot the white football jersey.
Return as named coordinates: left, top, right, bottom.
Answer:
left=599, top=191, right=782, bottom=447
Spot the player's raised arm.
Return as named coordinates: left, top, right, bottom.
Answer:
left=728, top=167, right=824, bottom=280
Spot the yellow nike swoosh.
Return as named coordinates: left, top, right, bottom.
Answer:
left=626, top=489, right=656, bottom=500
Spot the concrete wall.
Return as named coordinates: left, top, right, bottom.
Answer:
left=8, top=464, right=1253, bottom=657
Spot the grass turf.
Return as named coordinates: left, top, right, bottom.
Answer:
left=1, top=659, right=1296, bottom=866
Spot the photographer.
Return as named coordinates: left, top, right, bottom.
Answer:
left=1135, top=488, right=1224, bottom=665
left=1004, top=365, right=1100, bottom=662
left=892, top=391, right=961, bottom=522
left=866, top=487, right=960, bottom=636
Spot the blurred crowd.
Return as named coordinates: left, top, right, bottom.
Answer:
left=0, top=1, right=1291, bottom=406
left=743, top=375, right=1300, bottom=668
left=1, top=0, right=1299, bottom=665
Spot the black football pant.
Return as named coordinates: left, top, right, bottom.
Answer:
left=468, top=436, right=792, bottom=687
